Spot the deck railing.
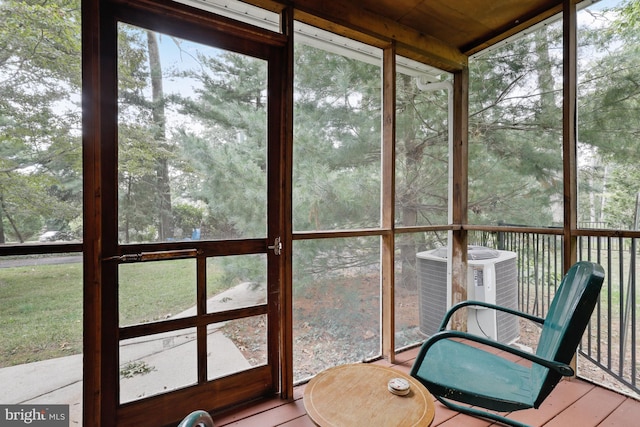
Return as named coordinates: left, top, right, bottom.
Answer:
left=469, top=229, right=638, bottom=397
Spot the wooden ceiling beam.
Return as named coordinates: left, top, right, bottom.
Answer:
left=461, top=1, right=564, bottom=56
left=243, top=0, right=468, bottom=72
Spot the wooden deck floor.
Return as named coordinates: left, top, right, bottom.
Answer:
left=212, top=347, right=640, bottom=427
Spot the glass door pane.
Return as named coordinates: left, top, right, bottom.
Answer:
left=117, top=23, right=267, bottom=244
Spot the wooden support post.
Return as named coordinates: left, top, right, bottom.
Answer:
left=279, top=4, right=295, bottom=400
left=450, top=67, right=470, bottom=330
left=563, top=0, right=578, bottom=274
left=381, top=43, right=396, bottom=362
left=563, top=0, right=578, bottom=375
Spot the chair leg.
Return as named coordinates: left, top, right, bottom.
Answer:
left=434, top=395, right=531, bottom=427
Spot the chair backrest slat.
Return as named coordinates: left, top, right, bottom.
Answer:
left=531, top=261, right=604, bottom=406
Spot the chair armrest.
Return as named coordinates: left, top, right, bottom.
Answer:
left=438, top=300, right=546, bottom=331
left=177, top=410, right=214, bottom=427
left=418, top=330, right=574, bottom=377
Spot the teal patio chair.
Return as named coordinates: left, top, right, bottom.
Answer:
left=177, top=410, right=214, bottom=427
left=410, top=261, right=605, bottom=427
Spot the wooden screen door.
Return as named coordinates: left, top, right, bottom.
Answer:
left=86, top=2, right=287, bottom=425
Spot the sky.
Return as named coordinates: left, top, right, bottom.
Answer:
left=589, top=0, right=626, bottom=11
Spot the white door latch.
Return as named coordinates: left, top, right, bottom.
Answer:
left=268, top=237, right=282, bottom=255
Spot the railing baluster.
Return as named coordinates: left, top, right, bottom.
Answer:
left=608, top=237, right=613, bottom=372
left=596, top=235, right=602, bottom=364
left=619, top=237, right=625, bottom=378
left=631, top=238, right=637, bottom=390
left=584, top=236, right=593, bottom=357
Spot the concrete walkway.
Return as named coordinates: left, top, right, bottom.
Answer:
left=0, top=282, right=266, bottom=425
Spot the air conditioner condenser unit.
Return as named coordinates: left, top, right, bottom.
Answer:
left=416, top=246, right=519, bottom=345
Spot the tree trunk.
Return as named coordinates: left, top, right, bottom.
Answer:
left=535, top=31, right=556, bottom=124
left=398, top=76, right=424, bottom=291
left=146, top=30, right=173, bottom=241
left=0, top=193, right=5, bottom=244
left=1, top=194, right=23, bottom=243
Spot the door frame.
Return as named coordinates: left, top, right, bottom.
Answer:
left=82, top=1, right=289, bottom=425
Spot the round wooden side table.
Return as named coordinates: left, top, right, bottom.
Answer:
left=303, top=363, right=435, bottom=426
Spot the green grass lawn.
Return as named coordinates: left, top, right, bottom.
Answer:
left=119, top=259, right=199, bottom=326
left=0, top=262, right=83, bottom=367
